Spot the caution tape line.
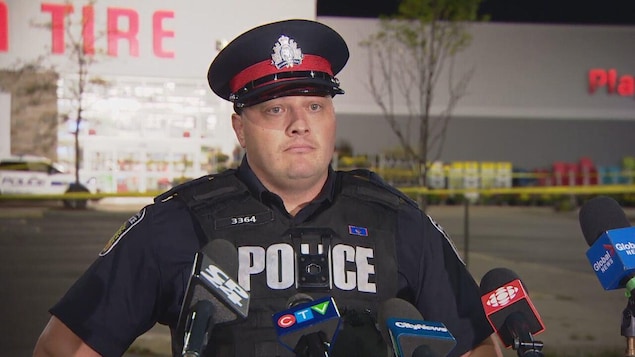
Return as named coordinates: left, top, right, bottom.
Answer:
left=2, top=185, right=635, bottom=201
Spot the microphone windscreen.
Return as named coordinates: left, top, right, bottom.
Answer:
left=377, top=297, right=424, bottom=347
left=479, top=267, right=523, bottom=295
left=579, top=196, right=631, bottom=246
left=479, top=267, right=545, bottom=347
left=286, top=293, right=314, bottom=308
left=201, top=239, right=239, bottom=278
left=378, top=298, right=456, bottom=357
left=185, top=239, right=249, bottom=325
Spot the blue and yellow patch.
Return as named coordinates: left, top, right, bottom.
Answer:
left=100, top=208, right=146, bottom=256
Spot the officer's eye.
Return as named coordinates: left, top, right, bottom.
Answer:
left=309, top=103, right=321, bottom=111
left=266, top=106, right=283, bottom=115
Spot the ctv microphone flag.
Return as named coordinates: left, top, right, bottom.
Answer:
left=272, top=295, right=341, bottom=353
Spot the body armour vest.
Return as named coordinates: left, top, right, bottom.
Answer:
left=160, top=169, right=407, bottom=357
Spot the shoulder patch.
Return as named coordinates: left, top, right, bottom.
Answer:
left=100, top=208, right=146, bottom=256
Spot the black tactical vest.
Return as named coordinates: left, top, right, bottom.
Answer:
left=161, top=169, right=407, bottom=357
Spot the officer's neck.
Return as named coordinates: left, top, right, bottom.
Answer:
left=268, top=177, right=327, bottom=217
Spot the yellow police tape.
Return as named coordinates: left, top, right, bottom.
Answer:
left=399, top=184, right=635, bottom=196
left=1, top=184, right=635, bottom=201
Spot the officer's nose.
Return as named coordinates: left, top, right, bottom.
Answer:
left=287, top=108, right=310, bottom=136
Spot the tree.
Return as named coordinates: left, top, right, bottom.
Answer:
left=0, top=58, right=59, bottom=159
left=31, top=0, right=109, bottom=208
left=361, top=0, right=485, bottom=206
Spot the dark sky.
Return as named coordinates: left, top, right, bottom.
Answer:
left=317, top=0, right=635, bottom=26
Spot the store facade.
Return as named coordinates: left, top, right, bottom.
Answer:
left=1, top=0, right=634, bottom=192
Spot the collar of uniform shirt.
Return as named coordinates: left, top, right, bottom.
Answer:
left=235, top=155, right=336, bottom=221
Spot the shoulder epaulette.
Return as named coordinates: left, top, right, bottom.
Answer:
left=339, top=169, right=419, bottom=210
left=154, top=169, right=247, bottom=205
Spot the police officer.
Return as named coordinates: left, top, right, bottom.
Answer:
left=34, top=19, right=502, bottom=357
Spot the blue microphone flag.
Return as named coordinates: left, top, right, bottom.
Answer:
left=272, top=295, right=341, bottom=352
left=586, top=226, right=635, bottom=290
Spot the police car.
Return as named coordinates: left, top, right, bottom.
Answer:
left=0, top=155, right=95, bottom=207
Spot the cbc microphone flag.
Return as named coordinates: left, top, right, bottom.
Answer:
left=481, top=278, right=545, bottom=346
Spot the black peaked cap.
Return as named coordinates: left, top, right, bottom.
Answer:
left=208, top=19, right=349, bottom=107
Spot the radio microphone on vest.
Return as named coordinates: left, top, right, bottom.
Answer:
left=177, top=239, right=250, bottom=357
left=480, top=268, right=545, bottom=356
left=377, top=298, right=456, bottom=357
left=272, top=294, right=341, bottom=357
left=579, top=195, right=634, bottom=291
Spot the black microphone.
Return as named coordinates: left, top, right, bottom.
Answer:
left=480, top=268, right=545, bottom=356
left=579, top=195, right=634, bottom=291
left=177, top=239, right=250, bottom=357
left=377, top=297, right=456, bottom=357
left=578, top=195, right=635, bottom=352
left=272, top=294, right=341, bottom=356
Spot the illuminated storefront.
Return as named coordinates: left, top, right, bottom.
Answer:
left=1, top=0, right=316, bottom=193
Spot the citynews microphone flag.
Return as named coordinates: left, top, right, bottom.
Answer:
left=386, top=317, right=456, bottom=357
left=586, top=227, right=635, bottom=290
left=481, top=278, right=545, bottom=347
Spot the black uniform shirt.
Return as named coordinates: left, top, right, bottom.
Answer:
left=50, top=157, right=492, bottom=357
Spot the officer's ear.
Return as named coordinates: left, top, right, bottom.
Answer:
left=231, top=113, right=246, bottom=148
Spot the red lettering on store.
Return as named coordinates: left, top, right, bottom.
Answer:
left=153, top=10, right=174, bottom=58
left=41, top=2, right=73, bottom=54
left=82, top=5, right=94, bottom=55
left=107, top=8, right=139, bottom=57
left=0, top=2, right=8, bottom=52
left=589, top=68, right=635, bottom=97
left=35, top=2, right=174, bottom=58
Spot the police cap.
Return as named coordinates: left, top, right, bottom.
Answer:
left=208, top=19, right=349, bottom=109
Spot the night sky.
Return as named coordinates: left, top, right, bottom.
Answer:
left=317, top=0, right=635, bottom=26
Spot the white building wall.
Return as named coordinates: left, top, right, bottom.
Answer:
left=0, top=92, right=10, bottom=158
left=321, top=17, right=635, bottom=121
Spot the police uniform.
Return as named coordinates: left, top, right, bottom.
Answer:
left=49, top=19, right=493, bottom=357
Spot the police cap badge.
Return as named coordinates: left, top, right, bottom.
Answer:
left=208, top=19, right=349, bottom=109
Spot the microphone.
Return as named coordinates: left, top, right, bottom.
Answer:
left=177, top=239, right=250, bottom=357
left=580, top=197, right=635, bottom=357
left=480, top=268, right=545, bottom=356
left=272, top=294, right=341, bottom=356
left=377, top=297, right=456, bottom=357
left=579, top=195, right=633, bottom=291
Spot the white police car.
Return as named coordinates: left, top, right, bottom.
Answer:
left=0, top=155, right=95, bottom=208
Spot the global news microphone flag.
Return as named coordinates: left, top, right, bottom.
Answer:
left=579, top=195, right=635, bottom=291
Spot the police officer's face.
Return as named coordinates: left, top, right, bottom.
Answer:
left=231, top=95, right=336, bottom=192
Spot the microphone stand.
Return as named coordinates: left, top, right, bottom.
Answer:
left=505, top=312, right=544, bottom=357
left=513, top=339, right=544, bottom=357
left=621, top=292, right=635, bottom=357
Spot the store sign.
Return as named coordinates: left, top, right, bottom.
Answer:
left=588, top=68, right=634, bottom=97
left=0, top=2, right=175, bottom=58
